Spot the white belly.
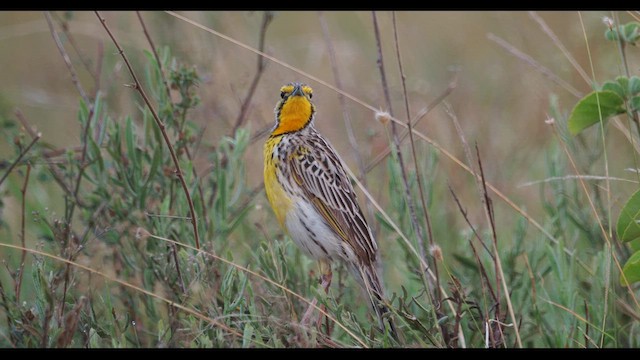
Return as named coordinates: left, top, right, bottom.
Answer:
left=284, top=200, right=355, bottom=262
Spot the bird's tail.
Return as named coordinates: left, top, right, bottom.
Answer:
left=354, top=263, right=398, bottom=340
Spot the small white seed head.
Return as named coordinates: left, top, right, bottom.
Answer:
left=375, top=110, right=391, bottom=125
left=430, top=244, right=443, bottom=262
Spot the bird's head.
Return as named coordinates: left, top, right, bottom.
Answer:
left=271, top=82, right=315, bottom=136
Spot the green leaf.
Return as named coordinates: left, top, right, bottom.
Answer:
left=628, top=76, right=640, bottom=95
left=605, top=28, right=618, bottom=42
left=615, top=76, right=630, bottom=95
left=629, top=238, right=640, bottom=253
left=568, top=91, right=625, bottom=135
left=242, top=323, right=254, bottom=348
left=622, top=22, right=640, bottom=43
left=616, top=189, right=640, bottom=243
left=630, top=96, right=640, bottom=112
left=620, top=250, right=640, bottom=286
left=602, top=81, right=625, bottom=99
left=88, top=135, right=104, bottom=173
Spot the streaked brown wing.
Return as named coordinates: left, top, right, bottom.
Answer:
left=288, top=138, right=377, bottom=265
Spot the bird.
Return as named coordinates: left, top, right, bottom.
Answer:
left=263, top=82, right=396, bottom=337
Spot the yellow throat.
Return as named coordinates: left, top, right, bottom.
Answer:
left=263, top=83, right=315, bottom=228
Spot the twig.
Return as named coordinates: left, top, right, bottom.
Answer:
left=15, top=164, right=31, bottom=303
left=136, top=11, right=171, bottom=101
left=231, top=11, right=273, bottom=136
left=448, top=184, right=496, bottom=262
left=518, top=174, right=637, bottom=187
left=448, top=184, right=498, bottom=345
left=528, top=11, right=591, bottom=85
left=95, top=11, right=200, bottom=250
left=0, top=133, right=41, bottom=187
left=169, top=242, right=187, bottom=295
left=487, top=32, right=583, bottom=99
left=51, top=12, right=99, bottom=85
left=443, top=103, right=494, bottom=259
left=44, top=11, right=92, bottom=109
left=318, top=11, right=375, bottom=234
left=391, top=12, right=441, bottom=304
left=476, top=145, right=522, bottom=348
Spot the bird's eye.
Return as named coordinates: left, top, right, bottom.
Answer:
left=308, top=93, right=313, bottom=99
left=280, top=92, right=286, bottom=99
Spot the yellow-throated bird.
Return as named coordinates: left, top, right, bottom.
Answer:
left=263, top=82, right=396, bottom=336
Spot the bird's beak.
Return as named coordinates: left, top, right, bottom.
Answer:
left=292, top=85, right=305, bottom=97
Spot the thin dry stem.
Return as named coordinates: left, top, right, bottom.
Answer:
left=51, top=12, right=99, bottom=85
left=391, top=11, right=442, bottom=305
left=15, top=164, right=31, bottom=303
left=44, top=11, right=91, bottom=109
left=448, top=184, right=498, bottom=334
left=528, top=11, right=591, bottom=85
left=476, top=146, right=522, bottom=348
left=518, top=174, right=637, bottom=187
left=0, top=133, right=41, bottom=187
left=95, top=11, right=200, bottom=250
left=232, top=11, right=273, bottom=136
left=136, top=11, right=172, bottom=101
left=448, top=184, right=496, bottom=264
left=487, top=32, right=583, bottom=99
left=169, top=242, right=187, bottom=295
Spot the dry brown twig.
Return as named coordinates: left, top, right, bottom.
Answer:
left=136, top=11, right=172, bottom=101
left=232, top=11, right=273, bottom=136
left=15, top=164, right=32, bottom=303
left=391, top=11, right=441, bottom=304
